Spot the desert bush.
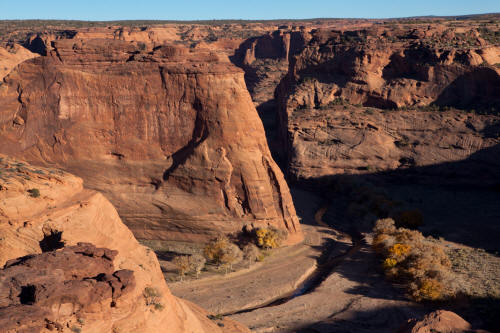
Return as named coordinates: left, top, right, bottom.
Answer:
left=395, top=228, right=424, bottom=244
left=189, top=254, right=206, bottom=278
left=409, top=278, right=443, bottom=301
left=383, top=258, right=398, bottom=269
left=27, top=188, right=40, bottom=198
left=172, top=255, right=191, bottom=280
left=388, top=243, right=411, bottom=262
left=372, top=233, right=394, bottom=254
left=373, top=218, right=397, bottom=235
left=368, top=195, right=396, bottom=217
left=255, top=227, right=284, bottom=249
left=242, top=243, right=260, bottom=264
left=372, top=218, right=454, bottom=301
left=203, top=236, right=242, bottom=273
left=143, top=286, right=164, bottom=311
left=219, top=243, right=243, bottom=273
left=204, top=236, right=231, bottom=265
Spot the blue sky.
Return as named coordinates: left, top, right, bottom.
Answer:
left=1, top=0, right=498, bottom=21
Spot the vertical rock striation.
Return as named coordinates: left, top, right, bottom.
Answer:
left=0, top=39, right=302, bottom=244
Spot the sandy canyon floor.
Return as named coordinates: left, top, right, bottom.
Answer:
left=163, top=188, right=500, bottom=332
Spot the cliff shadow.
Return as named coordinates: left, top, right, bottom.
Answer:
left=433, top=66, right=500, bottom=113
left=283, top=139, right=500, bottom=333
left=291, top=297, right=500, bottom=333
left=291, top=142, right=500, bottom=253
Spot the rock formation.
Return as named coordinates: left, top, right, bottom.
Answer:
left=271, top=25, right=500, bottom=181
left=231, top=29, right=307, bottom=159
left=278, top=26, right=500, bottom=111
left=0, top=155, right=249, bottom=332
left=285, top=107, right=500, bottom=181
left=0, top=38, right=302, bottom=244
left=0, top=43, right=38, bottom=80
left=397, top=310, right=490, bottom=333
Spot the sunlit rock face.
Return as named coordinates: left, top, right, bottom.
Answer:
left=0, top=38, right=302, bottom=244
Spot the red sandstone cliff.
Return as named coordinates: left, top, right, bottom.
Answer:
left=0, top=38, right=302, bottom=244
left=270, top=25, right=500, bottom=181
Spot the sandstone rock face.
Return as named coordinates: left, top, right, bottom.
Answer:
left=0, top=155, right=249, bottom=333
left=278, top=27, right=500, bottom=112
left=285, top=107, right=500, bottom=181
left=232, top=29, right=307, bottom=111
left=0, top=43, right=38, bottom=80
left=231, top=30, right=307, bottom=159
left=20, top=24, right=275, bottom=57
left=397, top=310, right=490, bottom=333
left=0, top=39, right=302, bottom=244
left=271, top=26, right=500, bottom=181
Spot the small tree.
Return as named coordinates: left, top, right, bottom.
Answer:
left=219, top=243, right=242, bottom=274
left=255, top=227, right=284, bottom=249
left=172, top=255, right=190, bottom=281
left=203, top=236, right=243, bottom=273
left=203, top=236, right=230, bottom=265
left=242, top=243, right=259, bottom=265
left=189, top=254, right=206, bottom=278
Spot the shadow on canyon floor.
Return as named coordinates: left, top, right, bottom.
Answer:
left=291, top=142, right=500, bottom=254
left=286, top=143, right=500, bottom=332
left=292, top=296, right=500, bottom=333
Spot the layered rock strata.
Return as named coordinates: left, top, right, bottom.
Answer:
left=0, top=39, right=302, bottom=243
left=0, top=43, right=38, bottom=80
left=273, top=26, right=500, bottom=181
left=285, top=107, right=500, bottom=181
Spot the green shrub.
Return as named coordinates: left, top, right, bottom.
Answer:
left=27, top=188, right=40, bottom=198
left=143, top=286, right=164, bottom=311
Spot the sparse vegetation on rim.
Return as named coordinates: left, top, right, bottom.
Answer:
left=27, top=188, right=40, bottom=198
left=143, top=286, right=164, bottom=311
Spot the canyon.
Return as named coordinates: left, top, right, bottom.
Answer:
left=0, top=15, right=499, bottom=332
left=0, top=155, right=249, bottom=332
left=0, top=37, right=301, bottom=244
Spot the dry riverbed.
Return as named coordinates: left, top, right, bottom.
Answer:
left=169, top=224, right=340, bottom=315
left=163, top=187, right=499, bottom=332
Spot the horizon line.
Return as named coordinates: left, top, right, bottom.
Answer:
left=1, top=12, right=499, bottom=23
